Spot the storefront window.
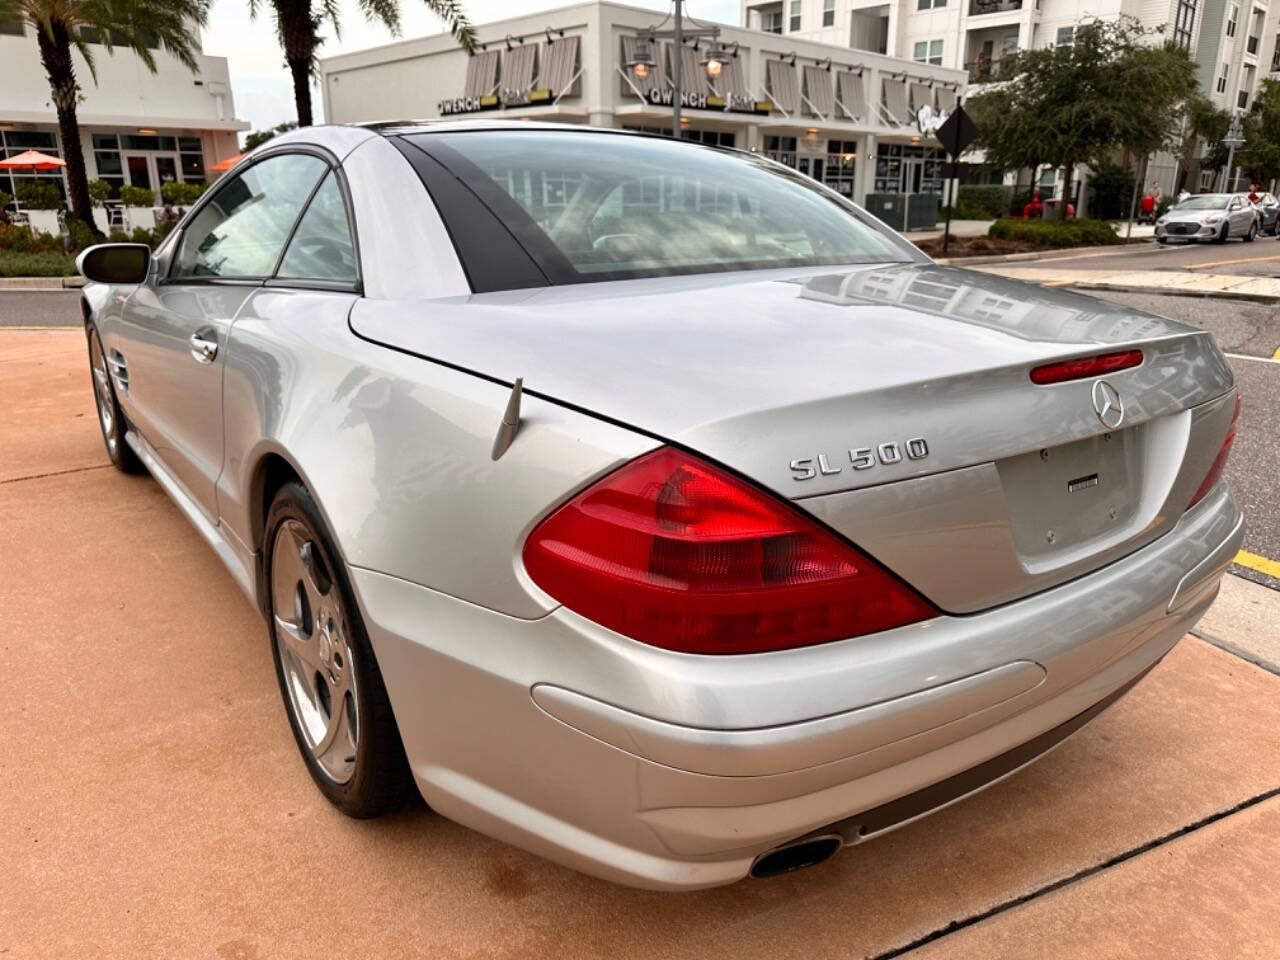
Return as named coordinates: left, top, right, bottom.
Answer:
left=824, top=139, right=858, bottom=198
left=621, top=126, right=735, bottom=148
left=764, top=135, right=797, bottom=170
left=874, top=143, right=944, bottom=194
left=0, top=130, right=64, bottom=204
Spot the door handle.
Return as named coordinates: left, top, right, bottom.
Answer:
left=189, top=329, right=218, bottom=364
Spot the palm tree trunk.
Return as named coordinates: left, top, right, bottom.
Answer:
left=34, top=19, right=101, bottom=238
left=279, top=0, right=316, bottom=126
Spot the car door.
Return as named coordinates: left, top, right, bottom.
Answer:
left=114, top=151, right=329, bottom=519
left=1228, top=195, right=1251, bottom=234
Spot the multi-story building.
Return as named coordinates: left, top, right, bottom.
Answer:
left=749, top=0, right=1280, bottom=195
left=319, top=0, right=966, bottom=213
left=0, top=18, right=246, bottom=209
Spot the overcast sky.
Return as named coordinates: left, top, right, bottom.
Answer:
left=200, top=0, right=740, bottom=139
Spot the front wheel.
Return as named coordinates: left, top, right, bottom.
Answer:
left=266, top=482, right=413, bottom=817
left=1156, top=236, right=1168, bottom=245
left=1214, top=223, right=1229, bottom=244
left=86, top=326, right=144, bottom=473
left=1244, top=221, right=1257, bottom=242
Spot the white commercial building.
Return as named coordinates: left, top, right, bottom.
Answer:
left=0, top=19, right=246, bottom=208
left=750, top=0, right=1280, bottom=195
left=319, top=0, right=967, bottom=217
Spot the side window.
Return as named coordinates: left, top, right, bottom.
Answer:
left=275, top=172, right=358, bottom=284
left=171, top=153, right=328, bottom=279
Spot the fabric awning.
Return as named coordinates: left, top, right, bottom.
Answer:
left=501, top=43, right=538, bottom=103
left=766, top=59, right=800, bottom=114
left=209, top=152, right=243, bottom=172
left=537, top=35, right=580, bottom=96
left=836, top=70, right=865, bottom=122
left=464, top=49, right=501, bottom=98
left=882, top=78, right=909, bottom=125
left=802, top=66, right=834, bottom=117
left=909, top=82, right=934, bottom=114
left=715, top=55, right=750, bottom=101
left=936, top=86, right=958, bottom=114
left=677, top=43, right=711, bottom=97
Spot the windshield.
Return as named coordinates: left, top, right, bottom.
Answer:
left=411, top=131, right=915, bottom=286
left=1175, top=195, right=1231, bottom=210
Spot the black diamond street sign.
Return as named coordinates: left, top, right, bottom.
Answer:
left=936, top=104, right=978, bottom=159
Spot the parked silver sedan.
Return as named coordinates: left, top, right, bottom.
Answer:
left=78, top=122, right=1243, bottom=890
left=1155, top=192, right=1259, bottom=243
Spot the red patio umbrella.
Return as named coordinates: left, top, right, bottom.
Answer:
left=0, top=149, right=66, bottom=171
left=209, top=152, right=244, bottom=173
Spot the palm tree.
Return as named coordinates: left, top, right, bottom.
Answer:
left=0, top=0, right=210, bottom=236
left=252, top=0, right=477, bottom=128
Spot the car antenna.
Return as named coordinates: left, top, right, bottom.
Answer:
left=491, top=377, right=523, bottom=461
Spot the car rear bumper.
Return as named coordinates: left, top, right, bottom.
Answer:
left=352, top=484, right=1242, bottom=890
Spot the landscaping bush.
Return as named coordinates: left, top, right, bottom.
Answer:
left=950, top=199, right=992, bottom=220
left=88, top=179, right=112, bottom=205
left=130, top=226, right=158, bottom=246
left=66, top=216, right=98, bottom=251
left=988, top=217, right=1121, bottom=248
left=0, top=223, right=64, bottom=253
left=955, top=185, right=1012, bottom=219
left=107, top=229, right=130, bottom=243
left=120, top=184, right=155, bottom=207
left=0, top=250, right=76, bottom=277
left=160, top=181, right=205, bottom=206
left=15, top=179, right=64, bottom=210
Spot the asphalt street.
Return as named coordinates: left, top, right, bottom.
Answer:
left=0, top=289, right=81, bottom=326
left=1046, top=232, right=1280, bottom=276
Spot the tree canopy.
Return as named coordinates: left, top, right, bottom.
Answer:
left=967, top=17, right=1200, bottom=185
left=1235, top=79, right=1280, bottom=185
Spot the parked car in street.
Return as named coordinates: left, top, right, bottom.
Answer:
left=1155, top=193, right=1259, bottom=243
left=77, top=122, right=1244, bottom=890
left=1250, top=191, right=1280, bottom=235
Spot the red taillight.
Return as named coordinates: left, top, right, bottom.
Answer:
left=1030, top=349, right=1144, bottom=385
left=523, top=447, right=937, bottom=654
left=1187, top=390, right=1241, bottom=509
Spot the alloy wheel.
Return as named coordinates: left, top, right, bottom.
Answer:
left=88, top=330, right=117, bottom=456
left=271, top=518, right=359, bottom=784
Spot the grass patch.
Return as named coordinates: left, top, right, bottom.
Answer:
left=0, top=250, right=77, bottom=277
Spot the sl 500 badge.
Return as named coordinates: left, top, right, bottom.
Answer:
left=790, top=438, right=929, bottom=481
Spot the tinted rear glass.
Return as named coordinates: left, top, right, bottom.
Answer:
left=413, top=131, right=915, bottom=286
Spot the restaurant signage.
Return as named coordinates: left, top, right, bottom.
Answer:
left=438, top=94, right=500, bottom=115
left=645, top=88, right=771, bottom=115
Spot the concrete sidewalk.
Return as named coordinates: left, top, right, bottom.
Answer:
left=4, top=328, right=1279, bottom=960
left=974, top=264, right=1280, bottom=302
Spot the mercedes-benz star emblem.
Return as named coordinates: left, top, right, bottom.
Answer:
left=1091, top=380, right=1124, bottom=429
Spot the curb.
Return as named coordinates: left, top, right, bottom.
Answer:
left=0, top=276, right=84, bottom=291
left=935, top=239, right=1153, bottom=267
left=1035, top=280, right=1280, bottom=304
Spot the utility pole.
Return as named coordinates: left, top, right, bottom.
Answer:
left=625, top=1, right=719, bottom=140
left=1221, top=114, right=1245, bottom=193
left=672, top=0, right=683, bottom=139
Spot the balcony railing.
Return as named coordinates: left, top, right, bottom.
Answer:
left=969, top=0, right=1023, bottom=14
left=966, top=59, right=1012, bottom=83
left=1248, top=35, right=1260, bottom=54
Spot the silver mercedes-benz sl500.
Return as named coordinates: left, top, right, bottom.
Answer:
left=77, top=121, right=1243, bottom=890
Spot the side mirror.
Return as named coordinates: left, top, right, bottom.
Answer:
left=76, top=243, right=151, bottom=285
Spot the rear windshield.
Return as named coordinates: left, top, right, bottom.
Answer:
left=412, top=131, right=915, bottom=285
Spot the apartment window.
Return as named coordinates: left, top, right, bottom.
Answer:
left=762, top=8, right=783, bottom=32
left=1217, top=63, right=1229, bottom=92
left=823, top=0, right=835, bottom=26
left=1173, top=0, right=1196, bottom=48
left=1226, top=3, right=1238, bottom=37
left=1055, top=26, right=1074, bottom=46
left=917, top=0, right=947, bottom=8
left=789, top=0, right=801, bottom=31
left=1273, top=33, right=1280, bottom=71
left=1238, top=89, right=1250, bottom=108
left=913, top=38, right=944, bottom=65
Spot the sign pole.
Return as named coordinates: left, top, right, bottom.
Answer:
left=942, top=159, right=956, bottom=256
left=932, top=100, right=977, bottom=259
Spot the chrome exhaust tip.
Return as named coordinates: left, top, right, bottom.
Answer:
left=749, top=833, right=844, bottom=879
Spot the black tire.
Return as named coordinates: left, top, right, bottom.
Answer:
left=265, top=481, right=413, bottom=818
left=85, top=325, right=144, bottom=474
left=1214, top=223, right=1229, bottom=244
left=1244, top=221, right=1257, bottom=242
left=1156, top=236, right=1168, bottom=245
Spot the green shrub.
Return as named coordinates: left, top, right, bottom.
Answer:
left=988, top=218, right=1121, bottom=248
left=0, top=249, right=77, bottom=277
left=66, top=216, right=98, bottom=251
left=160, top=181, right=205, bottom=206
left=120, top=184, right=155, bottom=207
left=0, top=223, right=64, bottom=253
left=950, top=199, right=992, bottom=220
left=88, top=179, right=113, bottom=205
left=130, top=226, right=158, bottom=246
left=107, top=229, right=130, bottom=243
left=955, top=185, right=1012, bottom=219
left=15, top=179, right=64, bottom=210
left=0, top=190, right=11, bottom=211
left=1087, top=163, right=1137, bottom=221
